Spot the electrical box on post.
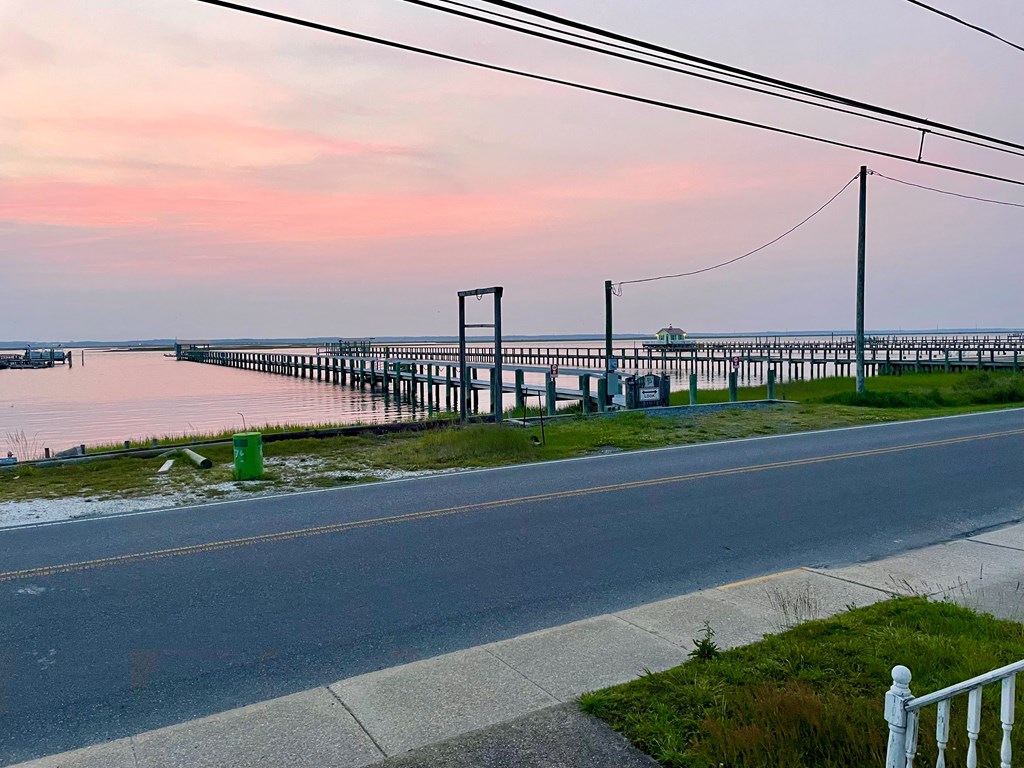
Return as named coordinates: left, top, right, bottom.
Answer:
left=625, top=374, right=670, bottom=408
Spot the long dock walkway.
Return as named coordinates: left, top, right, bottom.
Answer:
left=328, top=336, right=1024, bottom=378
left=176, top=345, right=609, bottom=417
left=176, top=335, right=1024, bottom=420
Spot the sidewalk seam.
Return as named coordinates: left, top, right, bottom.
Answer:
left=803, top=567, right=900, bottom=595
left=609, top=613, right=689, bottom=650
left=325, top=685, right=388, bottom=759
left=128, top=736, right=141, bottom=768
left=966, top=538, right=1024, bottom=554
left=482, top=647, right=561, bottom=703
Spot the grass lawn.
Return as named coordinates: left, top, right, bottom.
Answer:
left=3, top=371, right=1023, bottom=504
left=678, top=369, right=1024, bottom=410
left=581, top=598, right=1024, bottom=768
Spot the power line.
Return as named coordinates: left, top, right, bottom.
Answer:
left=191, top=0, right=1024, bottom=187
left=899, top=0, right=1024, bottom=55
left=403, top=0, right=1024, bottom=159
left=474, top=0, right=1024, bottom=156
left=871, top=170, right=1024, bottom=208
left=617, top=174, right=860, bottom=288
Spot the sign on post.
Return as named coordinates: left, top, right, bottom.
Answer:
left=640, top=374, right=660, bottom=403
left=550, top=362, right=559, bottom=377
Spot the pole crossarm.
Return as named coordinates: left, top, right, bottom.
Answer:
left=458, top=287, right=502, bottom=297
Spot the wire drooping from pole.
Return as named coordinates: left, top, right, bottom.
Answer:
left=190, top=0, right=1024, bottom=188
left=870, top=170, right=1024, bottom=208
left=898, top=0, right=1024, bottom=55
left=411, top=0, right=1024, bottom=160
left=473, top=0, right=1024, bottom=156
left=615, top=174, right=860, bottom=290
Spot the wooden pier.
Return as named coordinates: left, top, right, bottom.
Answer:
left=0, top=349, right=70, bottom=370
left=347, top=335, right=1024, bottom=379
left=176, top=345, right=610, bottom=417
left=176, top=335, right=1024, bottom=420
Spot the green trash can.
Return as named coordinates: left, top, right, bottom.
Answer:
left=233, top=432, right=263, bottom=480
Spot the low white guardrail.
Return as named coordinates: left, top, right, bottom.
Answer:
left=885, top=660, right=1023, bottom=767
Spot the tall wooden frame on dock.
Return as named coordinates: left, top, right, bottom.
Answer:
left=458, top=287, right=503, bottom=424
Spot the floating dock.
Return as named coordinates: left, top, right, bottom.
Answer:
left=0, top=349, right=70, bottom=370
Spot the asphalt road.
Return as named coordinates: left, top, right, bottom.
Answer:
left=2, top=409, right=1024, bottom=764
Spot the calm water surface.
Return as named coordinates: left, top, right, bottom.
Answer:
left=1, top=349, right=413, bottom=453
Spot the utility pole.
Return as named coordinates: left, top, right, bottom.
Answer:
left=856, top=165, right=868, bottom=394
left=604, top=280, right=613, bottom=370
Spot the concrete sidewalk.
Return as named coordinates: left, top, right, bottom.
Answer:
left=15, top=520, right=1024, bottom=768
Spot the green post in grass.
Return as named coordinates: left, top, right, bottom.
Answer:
left=767, top=369, right=776, bottom=401
left=514, top=369, right=525, bottom=411
left=689, top=372, right=698, bottom=405
left=597, top=377, right=607, bottom=413
left=545, top=374, right=556, bottom=416
left=729, top=371, right=738, bottom=402
left=580, top=375, right=591, bottom=414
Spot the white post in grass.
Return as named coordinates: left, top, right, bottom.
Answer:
left=1002, top=675, right=1016, bottom=768
left=886, top=666, right=914, bottom=768
left=967, top=686, right=982, bottom=768
left=886, top=659, right=1022, bottom=768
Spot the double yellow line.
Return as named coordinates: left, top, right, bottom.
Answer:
left=2, top=427, right=1022, bottom=583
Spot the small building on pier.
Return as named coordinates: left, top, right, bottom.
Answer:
left=644, top=326, right=694, bottom=349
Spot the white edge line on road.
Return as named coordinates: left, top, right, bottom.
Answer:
left=3, top=406, right=1022, bottom=533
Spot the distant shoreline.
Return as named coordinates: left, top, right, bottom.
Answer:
left=2, top=328, right=1022, bottom=350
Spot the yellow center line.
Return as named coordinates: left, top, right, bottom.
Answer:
left=3, top=426, right=1022, bottom=583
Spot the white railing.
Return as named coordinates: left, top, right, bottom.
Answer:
left=885, top=660, right=1023, bottom=768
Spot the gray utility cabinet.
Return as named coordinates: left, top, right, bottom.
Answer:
left=624, top=374, right=671, bottom=408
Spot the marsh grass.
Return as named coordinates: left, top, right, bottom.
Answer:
left=4, top=430, right=43, bottom=461
left=580, top=598, right=1024, bottom=768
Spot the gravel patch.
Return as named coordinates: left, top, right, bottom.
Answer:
left=0, top=461, right=474, bottom=529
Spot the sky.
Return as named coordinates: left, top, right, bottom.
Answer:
left=2, top=0, right=1023, bottom=341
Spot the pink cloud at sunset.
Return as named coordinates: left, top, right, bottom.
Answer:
left=0, top=159, right=746, bottom=247
left=3, top=0, right=1024, bottom=340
